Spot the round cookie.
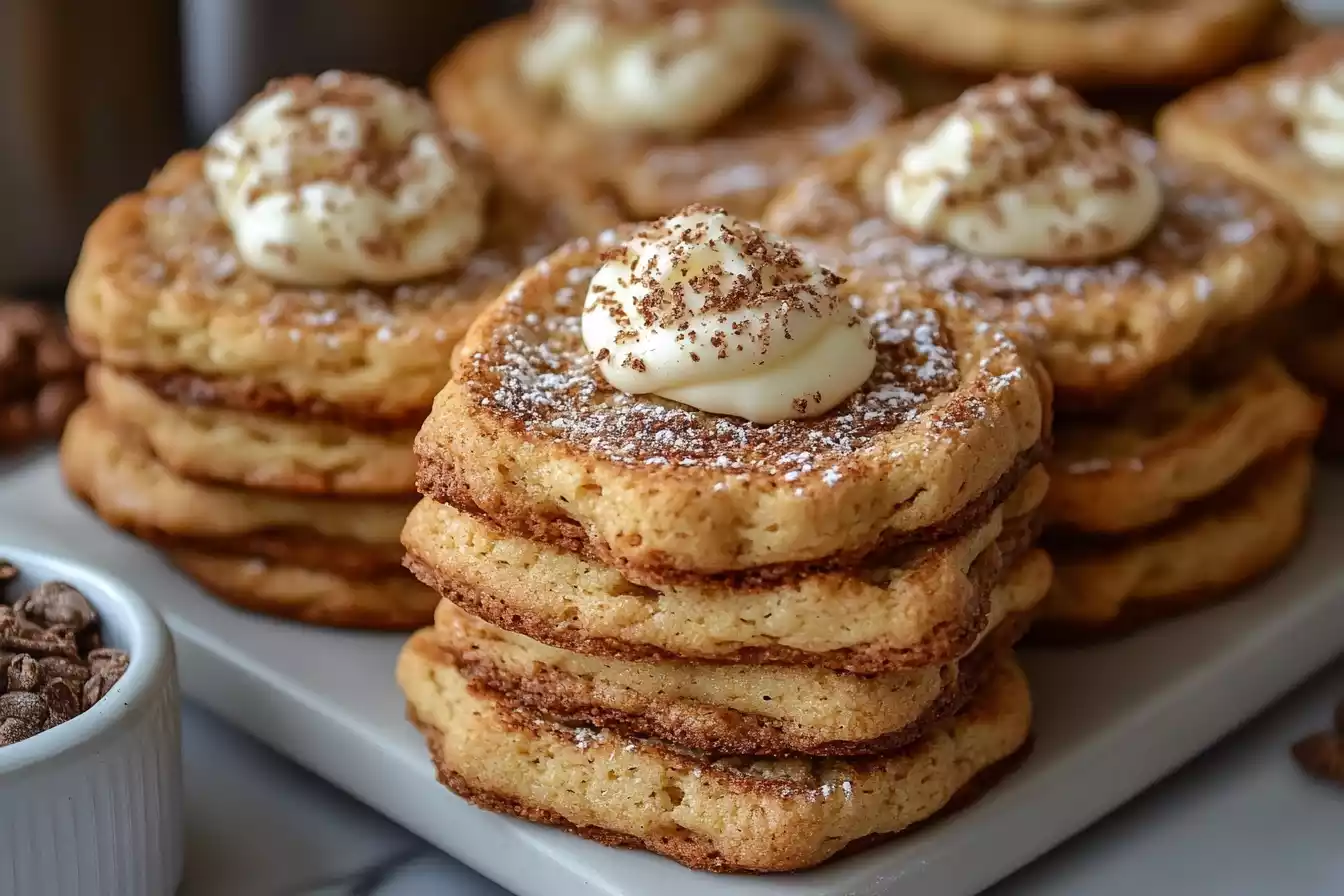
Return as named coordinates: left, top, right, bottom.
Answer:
left=1047, top=355, right=1323, bottom=533
left=764, top=108, right=1316, bottom=412
left=1039, top=448, right=1314, bottom=635
left=429, top=556, right=1044, bottom=756
left=67, top=151, right=576, bottom=430
left=834, top=0, right=1280, bottom=89
left=88, top=364, right=418, bottom=496
left=431, top=13, right=899, bottom=222
left=402, top=468, right=1050, bottom=673
left=415, top=232, right=1048, bottom=583
left=398, top=636, right=1032, bottom=873
left=60, top=403, right=410, bottom=577
left=171, top=550, right=437, bottom=630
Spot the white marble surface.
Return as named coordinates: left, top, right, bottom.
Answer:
left=178, top=656, right=1343, bottom=895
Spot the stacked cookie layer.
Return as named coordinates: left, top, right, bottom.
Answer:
left=398, top=231, right=1053, bottom=871
left=59, top=141, right=566, bottom=629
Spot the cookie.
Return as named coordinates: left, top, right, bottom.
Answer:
left=67, top=151, right=573, bottom=430
left=1047, top=355, right=1323, bottom=533
left=398, top=634, right=1032, bottom=873
left=1039, top=447, right=1314, bottom=634
left=834, top=0, right=1280, bottom=88
left=87, top=364, right=417, bottom=496
left=432, top=12, right=899, bottom=223
left=414, top=232, right=1048, bottom=583
left=428, top=557, right=1043, bottom=756
left=170, top=550, right=436, bottom=630
left=403, top=466, right=1050, bottom=673
left=60, top=403, right=409, bottom=576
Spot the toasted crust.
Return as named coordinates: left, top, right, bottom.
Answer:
left=1041, top=447, right=1314, bottom=630
left=60, top=402, right=412, bottom=550
left=403, top=463, right=1049, bottom=673
left=171, top=550, right=436, bottom=630
left=431, top=16, right=899, bottom=223
left=398, top=636, right=1032, bottom=873
left=87, top=364, right=418, bottom=497
left=763, top=130, right=1317, bottom=412
left=835, top=0, right=1279, bottom=87
left=414, top=233, right=1048, bottom=581
left=66, top=152, right=574, bottom=424
left=1047, top=356, right=1324, bottom=533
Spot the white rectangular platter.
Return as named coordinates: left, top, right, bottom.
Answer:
left=3, top=449, right=1343, bottom=896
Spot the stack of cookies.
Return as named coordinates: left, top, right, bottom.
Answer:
left=765, top=74, right=1324, bottom=637
left=61, top=72, right=578, bottom=629
left=1158, top=31, right=1344, bottom=455
left=398, top=207, right=1053, bottom=871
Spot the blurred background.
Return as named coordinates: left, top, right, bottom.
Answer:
left=1, top=0, right=1339, bottom=298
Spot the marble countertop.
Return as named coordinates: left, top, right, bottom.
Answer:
left=180, top=654, right=1343, bottom=896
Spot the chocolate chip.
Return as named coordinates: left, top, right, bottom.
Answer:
left=16, top=581, right=97, bottom=633
left=88, top=647, right=129, bottom=676
left=0, top=615, right=77, bottom=659
left=38, top=656, right=90, bottom=690
left=6, top=654, right=38, bottom=693
left=82, top=671, right=120, bottom=711
left=1293, top=732, right=1344, bottom=785
left=0, top=690, right=49, bottom=728
left=41, top=679, right=80, bottom=723
left=0, top=559, right=17, bottom=594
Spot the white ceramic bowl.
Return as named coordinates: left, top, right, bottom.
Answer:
left=0, top=546, right=183, bottom=896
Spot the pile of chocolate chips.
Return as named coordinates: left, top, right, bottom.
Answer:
left=1293, top=700, right=1344, bottom=786
left=0, top=560, right=130, bottom=747
left=0, top=299, right=85, bottom=451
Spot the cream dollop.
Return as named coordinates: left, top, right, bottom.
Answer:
left=581, top=206, right=876, bottom=424
left=884, top=74, right=1162, bottom=263
left=204, top=71, right=487, bottom=287
left=521, top=1, right=786, bottom=134
left=1273, top=64, right=1344, bottom=168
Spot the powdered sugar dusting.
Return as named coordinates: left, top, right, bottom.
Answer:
left=466, top=270, right=1001, bottom=479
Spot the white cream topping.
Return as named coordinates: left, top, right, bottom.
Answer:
left=1272, top=63, right=1344, bottom=168
left=521, top=1, right=786, bottom=134
left=204, top=71, right=487, bottom=287
left=581, top=206, right=876, bottom=424
left=884, top=74, right=1162, bottom=263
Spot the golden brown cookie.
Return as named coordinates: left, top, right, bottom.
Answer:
left=1047, top=356, right=1323, bottom=533
left=67, top=152, right=574, bottom=430
left=170, top=550, right=437, bottom=630
left=1040, top=447, right=1314, bottom=634
left=414, top=232, right=1048, bottom=583
left=764, top=118, right=1316, bottom=412
left=431, top=14, right=899, bottom=223
left=835, top=0, right=1280, bottom=88
left=402, top=465, right=1050, bottom=673
left=60, top=402, right=410, bottom=577
left=398, top=633, right=1032, bottom=873
left=87, top=364, right=417, bottom=497
left=431, top=580, right=1038, bottom=757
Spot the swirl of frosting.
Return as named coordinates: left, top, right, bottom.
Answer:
left=521, top=0, right=787, bottom=134
left=884, top=75, right=1162, bottom=263
left=1272, top=63, right=1344, bottom=168
left=204, top=71, right=487, bottom=287
left=581, top=206, right=876, bottom=424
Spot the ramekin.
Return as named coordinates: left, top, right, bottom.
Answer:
left=0, top=546, right=183, bottom=896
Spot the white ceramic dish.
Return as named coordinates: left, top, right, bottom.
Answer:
left=3, top=450, right=1343, bottom=895
left=0, top=545, right=183, bottom=896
